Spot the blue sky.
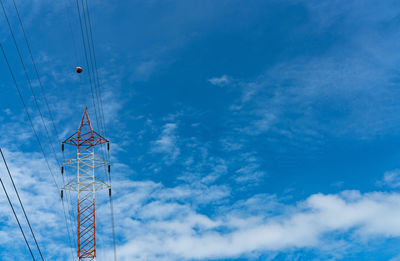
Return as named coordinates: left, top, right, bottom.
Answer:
left=2, top=0, right=400, bottom=260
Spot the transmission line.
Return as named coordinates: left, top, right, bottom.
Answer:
left=82, top=1, right=117, bottom=258
left=10, top=0, right=62, bottom=145
left=0, top=0, right=62, bottom=168
left=0, top=43, right=59, bottom=190
left=75, top=0, right=101, bottom=133
left=74, top=0, right=118, bottom=259
left=83, top=0, right=111, bottom=168
left=8, top=0, right=79, bottom=251
left=0, top=149, right=45, bottom=261
left=0, top=44, right=75, bottom=261
left=0, top=1, right=78, bottom=257
left=0, top=149, right=36, bottom=260
left=1, top=1, right=114, bottom=259
left=83, top=0, right=107, bottom=137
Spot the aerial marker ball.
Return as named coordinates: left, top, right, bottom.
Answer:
left=76, top=67, right=83, bottom=74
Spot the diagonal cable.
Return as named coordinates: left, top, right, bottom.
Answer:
left=0, top=149, right=45, bottom=261
left=0, top=149, right=36, bottom=260
left=0, top=43, right=76, bottom=261
left=0, top=0, right=61, bottom=168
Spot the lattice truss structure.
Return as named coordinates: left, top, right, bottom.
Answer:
left=62, top=108, right=110, bottom=261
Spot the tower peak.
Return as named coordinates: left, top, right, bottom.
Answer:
left=78, top=107, right=93, bottom=133
left=63, top=107, right=108, bottom=148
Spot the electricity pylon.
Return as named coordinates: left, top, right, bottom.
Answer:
left=61, top=108, right=110, bottom=260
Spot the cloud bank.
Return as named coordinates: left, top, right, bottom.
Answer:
left=108, top=182, right=400, bottom=260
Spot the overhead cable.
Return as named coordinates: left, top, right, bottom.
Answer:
left=0, top=149, right=36, bottom=260
left=0, top=43, right=75, bottom=261
left=0, top=149, right=45, bottom=261
left=75, top=0, right=101, bottom=132
left=0, top=0, right=62, bottom=168
left=82, top=2, right=117, bottom=259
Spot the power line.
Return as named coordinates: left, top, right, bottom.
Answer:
left=0, top=44, right=76, bottom=261
left=83, top=0, right=111, bottom=168
left=1, top=1, right=114, bottom=260
left=83, top=0, right=107, bottom=137
left=82, top=2, right=117, bottom=259
left=75, top=0, right=101, bottom=132
left=1, top=1, right=78, bottom=258
left=63, top=0, right=86, bottom=110
left=10, top=0, right=62, bottom=145
left=0, top=43, right=59, bottom=190
left=62, top=0, right=81, bottom=70
left=75, top=3, right=117, bottom=259
left=7, top=0, right=79, bottom=255
left=0, top=0, right=62, bottom=168
left=0, top=149, right=45, bottom=261
left=0, top=149, right=36, bottom=261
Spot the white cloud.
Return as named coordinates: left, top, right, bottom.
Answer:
left=222, top=0, right=400, bottom=142
left=2, top=148, right=400, bottom=260
left=382, top=169, right=400, bottom=188
left=0, top=149, right=74, bottom=260
left=151, top=123, right=180, bottom=162
left=102, top=184, right=400, bottom=260
left=235, top=164, right=265, bottom=184
left=239, top=112, right=277, bottom=136
left=208, top=75, right=231, bottom=86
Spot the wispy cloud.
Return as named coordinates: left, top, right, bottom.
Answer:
left=235, top=163, right=265, bottom=184
left=2, top=123, right=400, bottom=260
left=151, top=123, right=180, bottom=162
left=208, top=75, right=231, bottom=86
left=217, top=0, right=400, bottom=146
left=380, top=169, right=400, bottom=188
left=106, top=185, right=400, bottom=260
left=3, top=1, right=400, bottom=260
left=0, top=148, right=72, bottom=260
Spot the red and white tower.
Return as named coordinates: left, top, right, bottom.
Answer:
left=61, top=108, right=110, bottom=260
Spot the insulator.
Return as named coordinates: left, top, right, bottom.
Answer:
left=109, top=188, right=112, bottom=197
left=61, top=190, right=63, bottom=199
left=108, top=165, right=110, bottom=173
left=61, top=166, right=64, bottom=175
left=107, top=142, right=110, bottom=151
left=62, top=143, right=64, bottom=152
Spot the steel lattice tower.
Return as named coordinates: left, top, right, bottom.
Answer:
left=61, top=108, right=110, bottom=260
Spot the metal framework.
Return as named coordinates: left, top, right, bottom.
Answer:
left=62, top=108, right=110, bottom=260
